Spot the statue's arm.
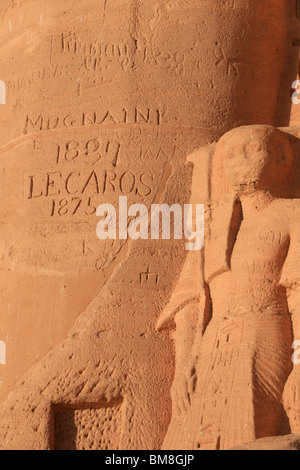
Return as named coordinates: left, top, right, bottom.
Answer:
left=170, top=295, right=208, bottom=414
left=281, top=220, right=300, bottom=338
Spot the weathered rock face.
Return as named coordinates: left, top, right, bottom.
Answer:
left=0, top=0, right=299, bottom=450
left=231, top=434, right=300, bottom=451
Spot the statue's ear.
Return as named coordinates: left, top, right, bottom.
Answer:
left=204, top=141, right=242, bottom=283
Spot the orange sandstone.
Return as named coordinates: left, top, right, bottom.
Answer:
left=0, top=0, right=299, bottom=450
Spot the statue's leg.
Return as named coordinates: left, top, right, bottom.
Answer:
left=282, top=288, right=300, bottom=433
left=162, top=309, right=292, bottom=450
left=162, top=318, right=255, bottom=450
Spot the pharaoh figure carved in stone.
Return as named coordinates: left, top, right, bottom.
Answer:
left=158, top=125, right=300, bottom=450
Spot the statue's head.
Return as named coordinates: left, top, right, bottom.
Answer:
left=217, top=125, right=293, bottom=196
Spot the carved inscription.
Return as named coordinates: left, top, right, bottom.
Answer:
left=140, top=267, right=159, bottom=286
left=28, top=169, right=155, bottom=211
left=23, top=108, right=163, bottom=135
left=16, top=125, right=177, bottom=272
left=8, top=64, right=69, bottom=95
left=61, top=32, right=132, bottom=71
left=55, top=138, right=121, bottom=166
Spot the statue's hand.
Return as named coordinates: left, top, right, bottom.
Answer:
left=171, top=359, right=198, bottom=415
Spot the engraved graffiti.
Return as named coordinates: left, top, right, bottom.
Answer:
left=23, top=108, right=163, bottom=135
left=28, top=170, right=155, bottom=201
left=56, top=138, right=121, bottom=167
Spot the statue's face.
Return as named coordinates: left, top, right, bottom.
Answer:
left=223, top=140, right=269, bottom=193
left=221, top=128, right=293, bottom=194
